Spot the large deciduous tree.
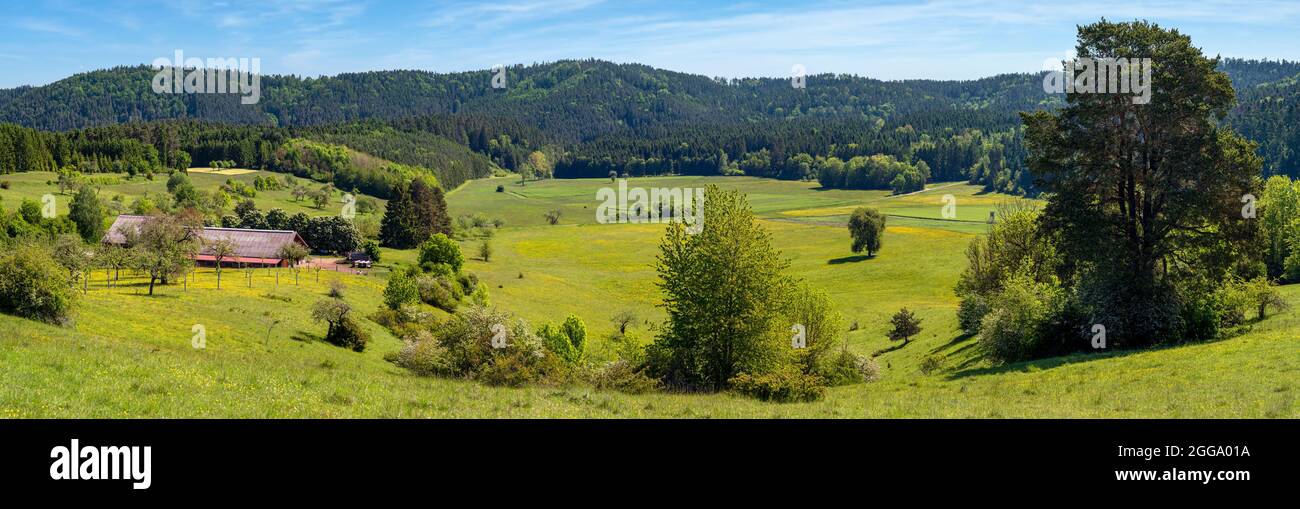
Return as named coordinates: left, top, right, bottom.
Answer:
left=1022, top=20, right=1261, bottom=346
left=648, top=185, right=793, bottom=390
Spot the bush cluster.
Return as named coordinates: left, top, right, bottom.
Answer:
left=393, top=306, right=566, bottom=387
left=0, top=241, right=75, bottom=324
left=728, top=370, right=827, bottom=403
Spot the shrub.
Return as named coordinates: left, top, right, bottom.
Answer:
left=417, top=274, right=462, bottom=311
left=918, top=354, right=945, bottom=375
left=537, top=314, right=587, bottom=364
left=383, top=269, right=419, bottom=310
left=955, top=204, right=1058, bottom=338
left=327, top=280, right=346, bottom=298
left=369, top=304, right=434, bottom=339
left=311, top=299, right=369, bottom=351
left=495, top=185, right=505, bottom=193
left=590, top=361, right=660, bottom=394
left=786, top=285, right=842, bottom=376
left=956, top=294, right=990, bottom=336
left=393, top=306, right=565, bottom=386
left=361, top=239, right=381, bottom=263
left=728, top=370, right=826, bottom=403
left=394, top=330, right=453, bottom=376
left=820, top=349, right=880, bottom=386
left=479, top=240, right=492, bottom=262
left=418, top=233, right=464, bottom=273
left=0, top=242, right=75, bottom=324
left=978, top=269, right=1063, bottom=363
left=544, top=209, right=562, bottom=225
left=456, top=271, right=479, bottom=294
left=329, top=316, right=371, bottom=352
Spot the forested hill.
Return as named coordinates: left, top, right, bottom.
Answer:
left=0, top=60, right=1050, bottom=138
left=2, top=58, right=1298, bottom=189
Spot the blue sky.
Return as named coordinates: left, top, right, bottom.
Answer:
left=2, top=0, right=1298, bottom=88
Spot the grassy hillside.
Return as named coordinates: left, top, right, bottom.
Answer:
left=0, top=176, right=1295, bottom=417
left=0, top=170, right=385, bottom=219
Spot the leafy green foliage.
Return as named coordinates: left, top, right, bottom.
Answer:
left=728, top=370, right=826, bottom=403
left=537, top=314, right=587, bottom=364
left=393, top=306, right=565, bottom=387
left=888, top=308, right=922, bottom=343
left=847, top=207, right=886, bottom=256
left=954, top=204, right=1056, bottom=335
left=417, top=234, right=464, bottom=273
left=69, top=185, right=105, bottom=243
left=381, top=178, right=451, bottom=249
left=1023, top=20, right=1261, bottom=347
left=0, top=241, right=75, bottom=324
left=978, top=269, right=1064, bottom=363
left=383, top=268, right=419, bottom=310
left=648, top=185, right=793, bottom=390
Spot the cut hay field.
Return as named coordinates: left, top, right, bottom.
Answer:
left=0, top=174, right=1296, bottom=418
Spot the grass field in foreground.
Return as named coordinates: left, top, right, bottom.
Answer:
left=0, top=175, right=1295, bottom=417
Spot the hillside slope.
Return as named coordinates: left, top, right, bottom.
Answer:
left=3, top=176, right=1292, bottom=418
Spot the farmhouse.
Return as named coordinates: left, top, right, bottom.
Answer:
left=103, top=214, right=310, bottom=267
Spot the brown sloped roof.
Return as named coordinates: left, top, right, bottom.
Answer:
left=102, top=214, right=148, bottom=245
left=104, top=215, right=309, bottom=259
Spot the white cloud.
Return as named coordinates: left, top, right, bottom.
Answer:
left=13, top=17, right=84, bottom=37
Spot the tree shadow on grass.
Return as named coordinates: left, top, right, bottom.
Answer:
left=929, top=332, right=975, bottom=354
left=943, top=320, right=1265, bottom=381
left=119, top=292, right=180, bottom=300
left=291, top=331, right=323, bottom=344
left=828, top=254, right=874, bottom=265
left=870, top=341, right=911, bottom=357
left=944, top=344, right=1181, bottom=382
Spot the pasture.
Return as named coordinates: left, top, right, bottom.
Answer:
left=0, top=174, right=1295, bottom=418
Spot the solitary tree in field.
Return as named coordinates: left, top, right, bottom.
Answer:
left=207, top=237, right=236, bottom=289
left=888, top=308, right=922, bottom=345
left=544, top=209, right=562, bottom=225
left=848, top=207, right=886, bottom=256
left=611, top=310, right=636, bottom=336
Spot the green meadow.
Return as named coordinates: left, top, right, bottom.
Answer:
left=0, top=170, right=381, bottom=218
left=0, top=173, right=1296, bottom=418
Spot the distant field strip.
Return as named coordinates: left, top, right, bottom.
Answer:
left=187, top=167, right=259, bottom=176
